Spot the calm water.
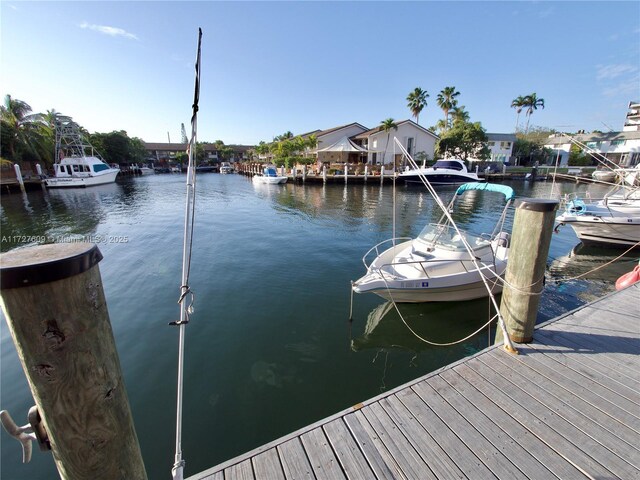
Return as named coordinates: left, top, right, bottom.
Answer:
left=1, top=174, right=636, bottom=479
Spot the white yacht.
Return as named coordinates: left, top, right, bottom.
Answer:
left=556, top=169, right=640, bottom=247
left=45, top=119, right=119, bottom=188
left=398, top=159, right=480, bottom=185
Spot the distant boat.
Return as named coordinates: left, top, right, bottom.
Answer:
left=46, top=118, right=119, bottom=188
left=196, top=165, right=217, bottom=173
left=398, top=159, right=480, bottom=185
left=220, top=162, right=233, bottom=174
left=252, top=165, right=287, bottom=184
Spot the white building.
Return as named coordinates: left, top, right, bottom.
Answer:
left=467, top=133, right=516, bottom=164
left=353, top=119, right=439, bottom=166
left=544, top=131, right=640, bottom=167
left=624, top=101, right=640, bottom=132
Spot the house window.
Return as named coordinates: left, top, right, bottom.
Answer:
left=372, top=139, right=377, bottom=149
left=500, top=141, right=511, bottom=149
left=407, top=137, right=414, bottom=155
left=372, top=152, right=377, bottom=164
left=611, top=139, right=625, bottom=146
left=488, top=142, right=495, bottom=147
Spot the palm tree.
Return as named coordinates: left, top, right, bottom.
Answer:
left=406, top=87, right=429, bottom=125
left=523, top=93, right=545, bottom=133
left=379, top=118, right=398, bottom=167
left=0, top=95, right=46, bottom=162
left=451, top=105, right=470, bottom=124
left=510, top=96, right=526, bottom=132
left=436, top=86, right=460, bottom=132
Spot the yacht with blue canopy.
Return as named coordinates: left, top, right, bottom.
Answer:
left=352, top=182, right=515, bottom=302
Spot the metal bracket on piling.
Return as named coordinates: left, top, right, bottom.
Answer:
left=0, top=406, right=51, bottom=463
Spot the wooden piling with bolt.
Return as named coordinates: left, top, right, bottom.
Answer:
left=496, top=198, right=558, bottom=344
left=0, top=243, right=147, bottom=480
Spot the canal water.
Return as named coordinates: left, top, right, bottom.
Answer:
left=0, top=174, right=636, bottom=479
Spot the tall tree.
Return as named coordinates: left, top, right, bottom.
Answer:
left=437, top=120, right=489, bottom=161
left=379, top=118, right=398, bottom=167
left=451, top=105, right=470, bottom=124
left=510, top=95, right=526, bottom=132
left=0, top=95, right=46, bottom=162
left=523, top=93, right=545, bottom=133
left=406, top=87, right=429, bottom=124
left=436, top=86, right=460, bottom=132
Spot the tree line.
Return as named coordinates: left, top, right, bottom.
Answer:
left=1, top=95, right=148, bottom=167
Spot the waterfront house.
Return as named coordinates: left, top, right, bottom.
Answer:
left=543, top=131, right=640, bottom=167
left=301, top=122, right=369, bottom=164
left=466, top=133, right=516, bottom=165
left=352, top=119, right=439, bottom=168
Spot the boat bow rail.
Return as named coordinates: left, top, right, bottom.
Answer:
left=361, top=237, right=412, bottom=269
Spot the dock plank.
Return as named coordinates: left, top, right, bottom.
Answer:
left=441, top=368, right=588, bottom=479
left=252, top=449, right=285, bottom=480
left=323, top=418, right=375, bottom=480
left=478, top=352, right=639, bottom=479
left=187, top=286, right=640, bottom=480
left=300, top=426, right=346, bottom=480
left=277, top=438, right=315, bottom=480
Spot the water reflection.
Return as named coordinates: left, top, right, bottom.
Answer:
left=351, top=298, right=497, bottom=353
left=548, top=242, right=638, bottom=285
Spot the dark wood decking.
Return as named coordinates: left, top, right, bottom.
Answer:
left=188, top=284, right=640, bottom=479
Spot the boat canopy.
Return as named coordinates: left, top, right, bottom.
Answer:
left=455, top=182, right=515, bottom=202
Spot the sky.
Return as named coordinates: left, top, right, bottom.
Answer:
left=1, top=1, right=639, bottom=146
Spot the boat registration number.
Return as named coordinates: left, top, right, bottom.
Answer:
left=405, top=282, right=429, bottom=288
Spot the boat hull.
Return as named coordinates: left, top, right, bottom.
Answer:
left=557, top=216, right=640, bottom=247
left=401, top=172, right=480, bottom=185
left=45, top=170, right=119, bottom=188
left=252, top=175, right=287, bottom=184
left=358, top=279, right=504, bottom=303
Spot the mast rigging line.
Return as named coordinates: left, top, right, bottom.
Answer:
left=390, top=138, right=517, bottom=354
left=172, top=27, right=202, bottom=480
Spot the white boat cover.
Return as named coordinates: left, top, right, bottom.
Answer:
left=317, top=136, right=368, bottom=153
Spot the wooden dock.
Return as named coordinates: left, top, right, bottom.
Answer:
left=188, top=284, right=640, bottom=479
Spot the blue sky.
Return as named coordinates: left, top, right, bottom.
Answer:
left=2, top=1, right=639, bottom=145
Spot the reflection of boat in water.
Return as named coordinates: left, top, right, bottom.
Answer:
left=352, top=182, right=514, bottom=302
left=548, top=242, right=638, bottom=284
left=351, top=298, right=496, bottom=353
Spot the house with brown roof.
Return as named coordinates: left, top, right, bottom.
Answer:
left=352, top=120, right=439, bottom=166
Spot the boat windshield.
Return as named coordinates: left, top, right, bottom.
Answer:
left=93, top=163, right=110, bottom=173
left=265, top=168, right=278, bottom=177
left=414, top=223, right=488, bottom=252
left=433, top=160, right=463, bottom=171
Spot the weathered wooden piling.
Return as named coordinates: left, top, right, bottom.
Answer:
left=496, top=198, right=558, bottom=343
left=0, top=243, right=147, bottom=480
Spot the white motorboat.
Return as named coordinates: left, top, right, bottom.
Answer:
left=556, top=169, right=640, bottom=247
left=352, top=182, right=515, bottom=302
left=252, top=165, right=287, bottom=184
left=398, top=159, right=480, bottom=185
left=220, top=162, right=233, bottom=174
left=45, top=119, right=119, bottom=188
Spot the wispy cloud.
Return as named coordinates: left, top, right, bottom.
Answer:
left=596, top=64, right=637, bottom=81
left=79, top=22, right=138, bottom=40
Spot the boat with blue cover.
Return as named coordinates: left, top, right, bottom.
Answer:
left=352, top=182, right=515, bottom=302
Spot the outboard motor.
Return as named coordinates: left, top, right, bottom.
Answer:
left=497, top=232, right=510, bottom=248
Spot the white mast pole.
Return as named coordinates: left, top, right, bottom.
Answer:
left=172, top=28, right=202, bottom=480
